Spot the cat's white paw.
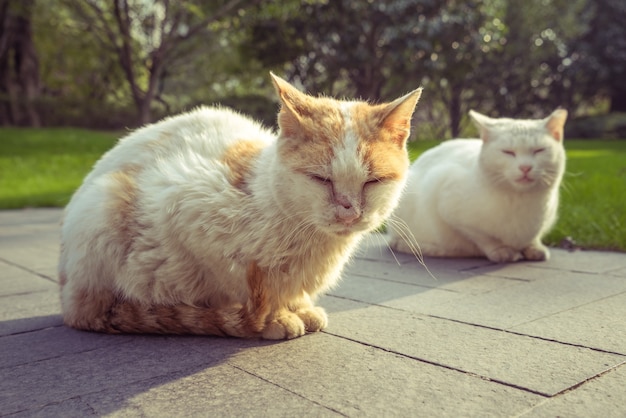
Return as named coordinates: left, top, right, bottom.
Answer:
left=262, top=311, right=306, bottom=340
left=522, top=244, right=550, bottom=261
left=485, top=246, right=524, bottom=263
left=296, top=306, right=328, bottom=332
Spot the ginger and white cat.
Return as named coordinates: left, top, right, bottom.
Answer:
left=388, top=109, right=567, bottom=263
left=59, top=73, right=422, bottom=339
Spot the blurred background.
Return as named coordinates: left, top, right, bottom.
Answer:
left=1, top=0, right=625, bottom=140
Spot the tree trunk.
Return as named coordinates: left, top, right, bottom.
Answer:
left=0, top=0, right=40, bottom=126
left=610, top=84, right=626, bottom=113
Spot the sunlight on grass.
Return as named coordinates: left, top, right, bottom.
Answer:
left=0, top=128, right=624, bottom=251
left=0, top=128, right=119, bottom=208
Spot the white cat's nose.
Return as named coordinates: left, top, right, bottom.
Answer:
left=519, top=165, right=532, bottom=174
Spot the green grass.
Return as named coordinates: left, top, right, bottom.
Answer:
left=407, top=139, right=626, bottom=252
left=1, top=128, right=624, bottom=251
left=0, top=128, right=119, bottom=208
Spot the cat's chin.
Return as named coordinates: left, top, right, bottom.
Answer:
left=321, top=223, right=371, bottom=237
left=511, top=177, right=544, bottom=191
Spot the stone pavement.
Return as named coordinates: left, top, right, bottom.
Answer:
left=1, top=208, right=625, bottom=417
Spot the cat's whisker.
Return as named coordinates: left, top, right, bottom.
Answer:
left=386, top=216, right=437, bottom=281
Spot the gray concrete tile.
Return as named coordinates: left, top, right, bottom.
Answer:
left=414, top=269, right=626, bottom=329
left=513, top=249, right=626, bottom=275
left=0, top=241, right=59, bottom=280
left=13, top=364, right=339, bottom=418
left=345, top=257, right=478, bottom=288
left=0, top=207, right=62, bottom=228
left=0, top=326, right=132, bottom=368
left=0, top=334, right=269, bottom=416
left=1, top=208, right=625, bottom=417
left=228, top=332, right=542, bottom=416
left=518, top=363, right=626, bottom=417
left=511, top=291, right=626, bottom=355
left=325, top=305, right=623, bottom=397
left=0, top=290, right=62, bottom=336
left=608, top=266, right=626, bottom=278
left=329, top=274, right=467, bottom=312
left=353, top=237, right=494, bottom=272
left=0, top=261, right=57, bottom=296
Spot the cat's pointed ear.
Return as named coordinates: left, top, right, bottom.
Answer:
left=270, top=72, right=310, bottom=136
left=544, top=109, right=568, bottom=142
left=378, top=88, right=422, bottom=146
left=469, top=110, right=494, bottom=142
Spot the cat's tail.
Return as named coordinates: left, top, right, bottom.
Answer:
left=61, top=263, right=272, bottom=338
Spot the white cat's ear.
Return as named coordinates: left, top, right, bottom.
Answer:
left=469, top=110, right=494, bottom=142
left=270, top=72, right=309, bottom=137
left=378, top=88, right=422, bottom=146
left=544, top=109, right=568, bottom=142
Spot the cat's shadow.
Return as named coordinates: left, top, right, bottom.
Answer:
left=3, top=314, right=282, bottom=415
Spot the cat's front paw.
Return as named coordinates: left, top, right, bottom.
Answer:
left=522, top=244, right=550, bottom=261
left=262, top=311, right=306, bottom=340
left=485, top=246, right=524, bottom=263
left=296, top=306, right=328, bottom=332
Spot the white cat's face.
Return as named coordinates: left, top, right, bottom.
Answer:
left=480, top=129, right=565, bottom=191
left=471, top=110, right=567, bottom=192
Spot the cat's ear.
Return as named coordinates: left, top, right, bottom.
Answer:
left=544, top=109, right=568, bottom=142
left=270, top=72, right=310, bottom=136
left=469, top=110, right=494, bottom=142
left=377, top=88, right=422, bottom=146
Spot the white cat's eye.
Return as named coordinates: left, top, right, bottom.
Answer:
left=533, top=148, right=545, bottom=155
left=502, top=150, right=516, bottom=157
left=365, top=178, right=381, bottom=186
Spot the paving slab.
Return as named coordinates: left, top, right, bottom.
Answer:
left=325, top=302, right=624, bottom=397
left=518, top=363, right=626, bottom=417
left=227, top=332, right=542, bottom=417
left=0, top=260, right=57, bottom=296
left=0, top=290, right=62, bottom=336
left=511, top=291, right=626, bottom=354
left=1, top=208, right=626, bottom=417
left=406, top=268, right=626, bottom=329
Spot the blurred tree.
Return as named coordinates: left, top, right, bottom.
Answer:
left=413, top=0, right=505, bottom=136
left=481, top=0, right=589, bottom=118
left=0, top=0, right=40, bottom=126
left=574, top=0, right=626, bottom=112
left=63, top=0, right=262, bottom=125
left=242, top=0, right=503, bottom=137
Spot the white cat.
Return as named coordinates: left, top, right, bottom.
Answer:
left=59, top=73, right=422, bottom=339
left=388, top=109, right=568, bottom=263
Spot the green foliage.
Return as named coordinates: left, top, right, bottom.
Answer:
left=406, top=139, right=626, bottom=252
left=567, top=113, right=626, bottom=139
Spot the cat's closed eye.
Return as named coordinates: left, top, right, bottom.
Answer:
left=502, top=150, right=516, bottom=157
left=533, top=148, right=545, bottom=155
left=309, top=174, right=332, bottom=185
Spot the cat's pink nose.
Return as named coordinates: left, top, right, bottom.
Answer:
left=336, top=208, right=361, bottom=225
left=335, top=193, right=361, bottom=225
left=519, top=165, right=532, bottom=174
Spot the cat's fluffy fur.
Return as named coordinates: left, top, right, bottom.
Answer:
left=388, top=109, right=567, bottom=263
left=59, top=73, right=422, bottom=339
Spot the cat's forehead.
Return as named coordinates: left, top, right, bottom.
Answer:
left=280, top=99, right=407, bottom=180
left=489, top=120, right=549, bottom=145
